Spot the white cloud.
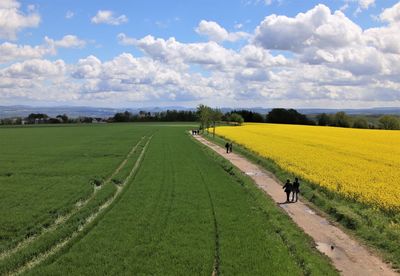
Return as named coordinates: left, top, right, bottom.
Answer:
left=91, top=10, right=128, bottom=25
left=117, top=33, right=136, bottom=46
left=1, top=59, right=66, bottom=79
left=72, top=55, right=102, bottom=79
left=252, top=3, right=400, bottom=77
left=380, top=2, right=400, bottom=23
left=0, top=35, right=86, bottom=64
left=0, top=0, right=40, bottom=40
left=254, top=4, right=362, bottom=52
left=0, top=42, right=55, bottom=63
left=364, top=26, right=400, bottom=54
left=129, top=34, right=243, bottom=69
left=195, top=20, right=249, bottom=42
left=359, top=0, right=375, bottom=10
left=45, top=35, right=86, bottom=48
left=2, top=2, right=400, bottom=107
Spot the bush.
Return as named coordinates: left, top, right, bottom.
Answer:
left=316, top=113, right=331, bottom=126
left=379, top=115, right=400, bottom=130
left=228, top=113, right=244, bottom=125
left=332, top=112, right=351, bottom=128
left=353, top=118, right=368, bottom=129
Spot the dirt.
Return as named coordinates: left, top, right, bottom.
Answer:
left=194, top=134, right=398, bottom=276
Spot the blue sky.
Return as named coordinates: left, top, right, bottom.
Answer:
left=1, top=0, right=400, bottom=108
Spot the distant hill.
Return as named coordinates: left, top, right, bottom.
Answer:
left=1, top=105, right=400, bottom=118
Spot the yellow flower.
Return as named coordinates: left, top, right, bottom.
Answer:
left=216, top=123, right=400, bottom=211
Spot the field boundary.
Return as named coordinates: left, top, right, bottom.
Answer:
left=0, top=136, right=145, bottom=262
left=9, top=136, right=152, bottom=276
left=193, top=133, right=398, bottom=276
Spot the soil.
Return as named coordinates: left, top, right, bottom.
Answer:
left=194, top=134, right=398, bottom=276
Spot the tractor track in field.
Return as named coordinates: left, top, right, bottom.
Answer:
left=0, top=137, right=145, bottom=262
left=194, top=161, right=220, bottom=276
left=9, top=136, right=152, bottom=276
left=193, top=134, right=399, bottom=276
left=131, top=142, right=177, bottom=257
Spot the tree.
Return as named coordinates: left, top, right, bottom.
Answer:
left=379, top=115, right=400, bottom=130
left=229, top=110, right=264, bottom=122
left=56, top=114, right=69, bottom=123
left=197, top=104, right=212, bottom=133
left=113, top=111, right=133, bottom=122
left=316, top=113, right=331, bottom=126
left=229, top=113, right=244, bottom=125
left=210, top=108, right=223, bottom=137
left=266, top=108, right=314, bottom=125
left=26, top=113, right=48, bottom=124
left=333, top=112, right=351, bottom=128
left=352, top=118, right=368, bottom=129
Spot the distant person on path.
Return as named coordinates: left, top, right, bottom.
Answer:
left=292, top=177, right=300, bottom=202
left=283, top=179, right=293, bottom=203
left=225, top=142, right=230, bottom=153
left=229, top=142, right=233, bottom=153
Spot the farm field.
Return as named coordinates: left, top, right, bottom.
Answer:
left=213, top=123, right=400, bottom=269
left=0, top=124, right=153, bottom=254
left=0, top=123, right=336, bottom=275
left=215, top=123, right=400, bottom=211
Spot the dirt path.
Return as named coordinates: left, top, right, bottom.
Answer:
left=194, top=134, right=398, bottom=276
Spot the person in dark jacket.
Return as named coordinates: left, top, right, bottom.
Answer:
left=229, top=142, right=233, bottom=153
left=283, top=179, right=293, bottom=202
left=225, top=142, right=230, bottom=153
left=292, top=177, right=300, bottom=202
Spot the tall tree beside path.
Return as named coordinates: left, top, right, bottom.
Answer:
left=197, top=104, right=212, bottom=133
left=197, top=105, right=223, bottom=137
left=210, top=108, right=223, bottom=138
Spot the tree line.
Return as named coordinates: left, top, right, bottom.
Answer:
left=0, top=113, right=106, bottom=125
left=316, top=112, right=400, bottom=130
left=1, top=108, right=399, bottom=130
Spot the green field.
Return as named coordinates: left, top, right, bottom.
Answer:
left=0, top=123, right=337, bottom=275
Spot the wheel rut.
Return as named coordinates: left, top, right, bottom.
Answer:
left=9, top=136, right=152, bottom=276
left=194, top=160, right=220, bottom=276
left=0, top=137, right=145, bottom=262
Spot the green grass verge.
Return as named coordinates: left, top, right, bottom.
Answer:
left=204, top=132, right=400, bottom=271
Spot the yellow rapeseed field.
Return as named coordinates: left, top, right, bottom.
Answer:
left=216, top=123, right=400, bottom=211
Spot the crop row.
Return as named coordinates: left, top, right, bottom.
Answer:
left=0, top=135, right=151, bottom=275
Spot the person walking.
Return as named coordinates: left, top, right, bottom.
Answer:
left=225, top=142, right=230, bottom=153
left=282, top=179, right=293, bottom=203
left=292, top=177, right=300, bottom=202
left=229, top=142, right=233, bottom=153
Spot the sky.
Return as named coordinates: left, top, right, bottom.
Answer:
left=1, top=0, right=400, bottom=108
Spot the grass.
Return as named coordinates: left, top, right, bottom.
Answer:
left=0, top=126, right=153, bottom=275
left=25, top=126, right=336, bottom=275
left=203, top=131, right=400, bottom=271
left=0, top=124, right=150, bottom=252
